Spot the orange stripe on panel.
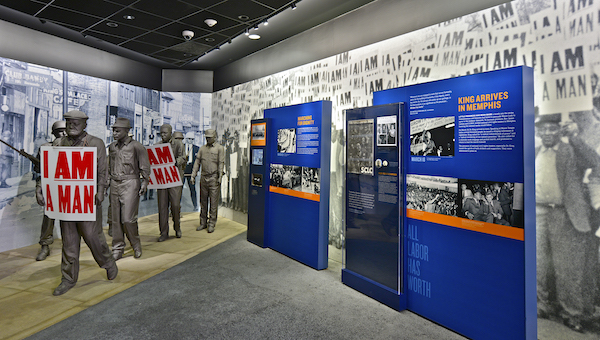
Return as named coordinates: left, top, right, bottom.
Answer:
left=406, top=209, right=524, bottom=241
left=270, top=186, right=320, bottom=202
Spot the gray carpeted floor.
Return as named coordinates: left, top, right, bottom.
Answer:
left=26, top=232, right=467, bottom=340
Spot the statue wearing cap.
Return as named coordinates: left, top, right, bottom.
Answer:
left=108, top=117, right=150, bottom=260
left=31, top=120, right=67, bottom=262
left=156, top=124, right=187, bottom=241
left=535, top=112, right=595, bottom=330
left=35, top=110, right=117, bottom=296
left=191, top=128, right=225, bottom=233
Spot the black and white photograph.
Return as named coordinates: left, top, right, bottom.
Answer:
left=301, top=167, right=321, bottom=195
left=269, top=164, right=301, bottom=191
left=277, top=128, right=296, bottom=153
left=377, top=115, right=397, bottom=146
left=406, top=174, right=458, bottom=217
left=457, top=179, right=523, bottom=228
left=252, top=148, right=263, bottom=166
left=410, top=116, right=455, bottom=157
left=251, top=173, right=263, bottom=187
left=251, top=122, right=266, bottom=145
left=347, top=119, right=374, bottom=175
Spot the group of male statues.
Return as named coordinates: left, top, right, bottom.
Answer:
left=34, top=110, right=224, bottom=296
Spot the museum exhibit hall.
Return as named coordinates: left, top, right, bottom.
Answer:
left=0, top=0, right=598, bottom=339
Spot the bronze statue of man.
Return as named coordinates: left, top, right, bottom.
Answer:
left=108, top=118, right=150, bottom=260
left=157, top=124, right=186, bottom=241
left=191, top=129, right=224, bottom=233
left=34, top=120, right=66, bottom=261
left=36, top=110, right=117, bottom=296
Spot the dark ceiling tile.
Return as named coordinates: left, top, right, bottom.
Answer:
left=120, top=40, right=165, bottom=54
left=50, top=0, right=124, bottom=18
left=90, top=23, right=148, bottom=39
left=131, top=0, right=201, bottom=20
left=155, top=21, right=212, bottom=39
left=136, top=32, right=184, bottom=47
left=210, top=0, right=271, bottom=21
left=197, top=33, right=228, bottom=46
left=0, top=0, right=47, bottom=16
left=37, top=6, right=103, bottom=29
left=155, top=41, right=211, bottom=58
left=107, top=8, right=171, bottom=30
left=104, top=0, right=138, bottom=5
left=83, top=31, right=130, bottom=45
left=254, top=0, right=293, bottom=10
left=178, top=0, right=224, bottom=10
left=180, top=11, right=239, bottom=32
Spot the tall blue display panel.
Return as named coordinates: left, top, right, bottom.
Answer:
left=373, top=66, right=535, bottom=340
left=342, top=103, right=407, bottom=311
left=247, top=118, right=270, bottom=247
left=256, top=101, right=331, bottom=270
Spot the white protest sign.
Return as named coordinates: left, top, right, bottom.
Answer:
left=146, top=143, right=183, bottom=189
left=40, top=146, right=97, bottom=221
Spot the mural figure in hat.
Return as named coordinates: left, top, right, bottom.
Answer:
left=183, top=131, right=200, bottom=211
left=35, top=110, right=117, bottom=296
left=191, top=128, right=224, bottom=233
left=535, top=113, right=595, bottom=332
left=108, top=117, right=150, bottom=260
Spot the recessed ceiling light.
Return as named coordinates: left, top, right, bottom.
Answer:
left=106, top=22, right=118, bottom=27
left=238, top=15, right=249, bottom=21
left=205, top=37, right=215, bottom=42
left=248, top=34, right=260, bottom=40
left=123, top=15, right=135, bottom=20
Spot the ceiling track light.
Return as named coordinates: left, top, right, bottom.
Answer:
left=244, top=29, right=249, bottom=36
left=291, top=3, right=296, bottom=10
left=263, top=19, right=268, bottom=26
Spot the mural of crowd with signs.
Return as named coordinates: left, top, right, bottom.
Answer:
left=211, top=0, right=600, bottom=336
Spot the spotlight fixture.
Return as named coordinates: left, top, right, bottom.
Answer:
left=204, top=19, right=217, bottom=27
left=123, top=15, right=135, bottom=20
left=291, top=3, right=296, bottom=10
left=248, top=34, right=260, bottom=40
left=263, top=19, right=268, bottom=26
left=244, top=29, right=249, bottom=36
left=106, top=22, right=118, bottom=28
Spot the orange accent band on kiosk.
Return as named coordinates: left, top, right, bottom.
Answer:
left=269, top=186, right=320, bottom=202
left=406, top=209, right=524, bottom=241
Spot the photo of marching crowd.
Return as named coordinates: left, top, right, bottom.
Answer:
left=269, top=164, right=302, bottom=191
left=406, top=174, right=458, bottom=217
left=457, top=179, right=523, bottom=228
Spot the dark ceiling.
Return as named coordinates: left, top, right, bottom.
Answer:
left=0, top=0, right=375, bottom=70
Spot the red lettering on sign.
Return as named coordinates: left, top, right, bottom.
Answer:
left=46, top=184, right=54, bottom=211
left=72, top=151, right=94, bottom=179
left=169, top=165, right=180, bottom=182
left=72, top=186, right=82, bottom=213
left=55, top=151, right=71, bottom=179
left=153, top=168, right=165, bottom=184
left=84, top=185, right=94, bottom=213
left=148, top=148, right=159, bottom=165
left=164, top=168, right=173, bottom=183
left=155, top=146, right=173, bottom=164
left=43, top=150, right=49, bottom=178
left=148, top=176, right=154, bottom=185
left=58, top=185, right=71, bottom=213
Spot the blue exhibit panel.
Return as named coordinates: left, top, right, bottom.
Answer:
left=343, top=103, right=406, bottom=311
left=247, top=118, right=270, bottom=248
left=264, top=101, right=331, bottom=270
left=374, top=66, right=535, bottom=340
